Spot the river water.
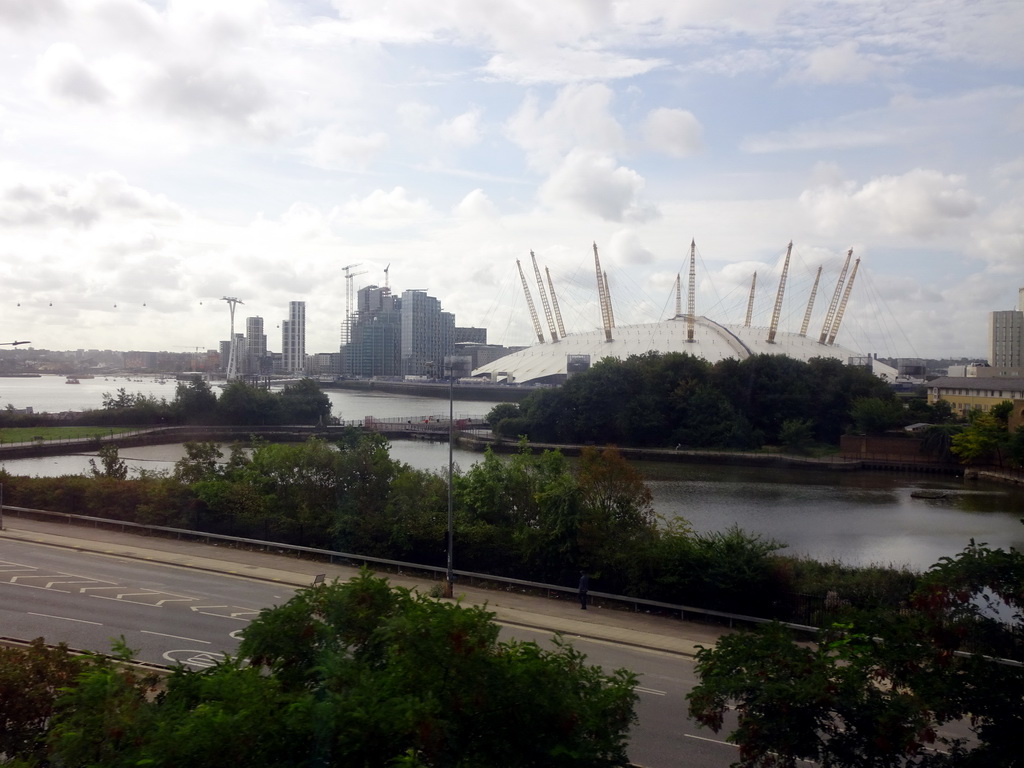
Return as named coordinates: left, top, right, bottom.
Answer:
left=3, top=375, right=1024, bottom=570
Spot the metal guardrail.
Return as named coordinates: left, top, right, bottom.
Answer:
left=0, top=503, right=809, bottom=633
left=4, top=504, right=1021, bottom=668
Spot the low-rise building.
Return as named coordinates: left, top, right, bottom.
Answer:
left=926, top=376, right=1024, bottom=416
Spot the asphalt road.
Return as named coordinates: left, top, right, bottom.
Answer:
left=0, top=537, right=741, bottom=767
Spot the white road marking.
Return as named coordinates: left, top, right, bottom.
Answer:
left=28, top=612, right=102, bottom=625
left=45, top=579, right=101, bottom=588
left=634, top=685, right=667, bottom=696
left=162, top=649, right=226, bottom=669
left=190, top=605, right=259, bottom=620
left=3, top=582, right=71, bottom=592
left=142, top=630, right=210, bottom=644
left=684, top=734, right=738, bottom=748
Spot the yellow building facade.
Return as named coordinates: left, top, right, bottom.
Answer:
left=927, top=376, right=1024, bottom=416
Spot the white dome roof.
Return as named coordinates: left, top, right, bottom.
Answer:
left=474, top=316, right=862, bottom=384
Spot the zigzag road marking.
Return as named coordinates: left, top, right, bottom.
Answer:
left=190, top=605, right=260, bottom=620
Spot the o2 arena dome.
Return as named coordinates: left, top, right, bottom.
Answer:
left=474, top=241, right=869, bottom=386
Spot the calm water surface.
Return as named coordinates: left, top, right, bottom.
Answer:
left=3, top=375, right=1023, bottom=570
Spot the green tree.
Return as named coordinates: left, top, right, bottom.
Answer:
left=173, top=440, right=224, bottom=484
left=278, top=378, right=332, bottom=424
left=850, top=396, right=905, bottom=435
left=778, top=418, right=814, bottom=453
left=89, top=443, right=129, bottom=479
left=39, top=573, right=638, bottom=768
left=47, top=639, right=163, bottom=768
left=172, top=375, right=218, bottom=423
left=950, top=411, right=1008, bottom=466
left=215, top=380, right=280, bottom=425
left=0, top=638, right=90, bottom=763
left=687, top=536, right=1024, bottom=767
left=237, top=572, right=639, bottom=767
left=1010, top=425, right=1024, bottom=468
left=485, top=402, right=521, bottom=434
left=919, top=424, right=963, bottom=463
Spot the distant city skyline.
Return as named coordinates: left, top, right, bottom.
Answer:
left=1, top=2, right=1021, bottom=359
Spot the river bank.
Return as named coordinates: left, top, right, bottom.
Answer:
left=324, top=378, right=534, bottom=402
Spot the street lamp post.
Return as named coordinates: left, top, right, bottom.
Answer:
left=444, top=358, right=455, bottom=598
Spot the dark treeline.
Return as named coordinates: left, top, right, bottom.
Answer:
left=0, top=376, right=333, bottom=428
left=0, top=435, right=919, bottom=622
left=488, top=352, right=950, bottom=449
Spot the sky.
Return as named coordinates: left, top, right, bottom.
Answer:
left=1, top=0, right=1022, bottom=361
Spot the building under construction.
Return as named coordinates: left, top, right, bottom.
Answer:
left=474, top=241, right=874, bottom=385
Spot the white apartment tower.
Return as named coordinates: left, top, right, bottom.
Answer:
left=245, top=316, right=267, bottom=375
left=281, top=301, right=306, bottom=375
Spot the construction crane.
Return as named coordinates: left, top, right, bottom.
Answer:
left=341, top=264, right=366, bottom=348
left=767, top=242, right=792, bottom=344
left=530, top=251, right=558, bottom=342
left=819, top=249, right=853, bottom=344
left=516, top=258, right=545, bottom=344
left=221, top=297, right=244, bottom=380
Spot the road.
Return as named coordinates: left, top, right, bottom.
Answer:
left=0, top=537, right=740, bottom=767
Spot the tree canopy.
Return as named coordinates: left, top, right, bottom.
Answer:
left=687, top=534, right=1024, bottom=767
left=488, top=352, right=902, bottom=450
left=1, top=573, right=639, bottom=768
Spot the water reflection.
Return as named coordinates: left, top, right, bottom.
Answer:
left=2, top=439, right=1023, bottom=571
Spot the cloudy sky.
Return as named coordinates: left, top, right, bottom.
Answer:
left=1, top=0, right=1022, bottom=361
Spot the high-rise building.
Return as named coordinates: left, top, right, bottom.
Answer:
left=346, top=285, right=402, bottom=377
left=281, top=301, right=306, bottom=375
left=400, top=290, right=454, bottom=377
left=989, top=287, right=1024, bottom=368
left=244, top=316, right=267, bottom=375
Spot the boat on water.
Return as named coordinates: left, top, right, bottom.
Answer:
left=65, top=377, right=80, bottom=384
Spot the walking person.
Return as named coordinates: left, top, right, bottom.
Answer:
left=578, top=571, right=589, bottom=610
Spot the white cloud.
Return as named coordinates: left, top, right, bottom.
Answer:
left=437, top=107, right=483, bottom=147
left=453, top=189, right=498, bottom=219
left=800, top=169, right=980, bottom=239
left=608, top=229, right=655, bottom=265
left=539, top=149, right=658, bottom=223
left=302, top=127, right=390, bottom=171
left=506, top=84, right=625, bottom=172
left=790, top=41, right=885, bottom=85
left=643, top=108, right=703, bottom=158
left=397, top=102, right=439, bottom=131
left=35, top=43, right=111, bottom=105
left=0, top=0, right=66, bottom=27
left=333, top=187, right=434, bottom=228
left=0, top=171, right=181, bottom=229
left=485, top=49, right=666, bottom=86
left=146, top=62, right=272, bottom=127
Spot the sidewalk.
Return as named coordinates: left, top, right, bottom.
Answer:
left=0, top=517, right=729, bottom=657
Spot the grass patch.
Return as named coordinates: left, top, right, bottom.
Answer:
left=0, top=427, right=137, bottom=443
